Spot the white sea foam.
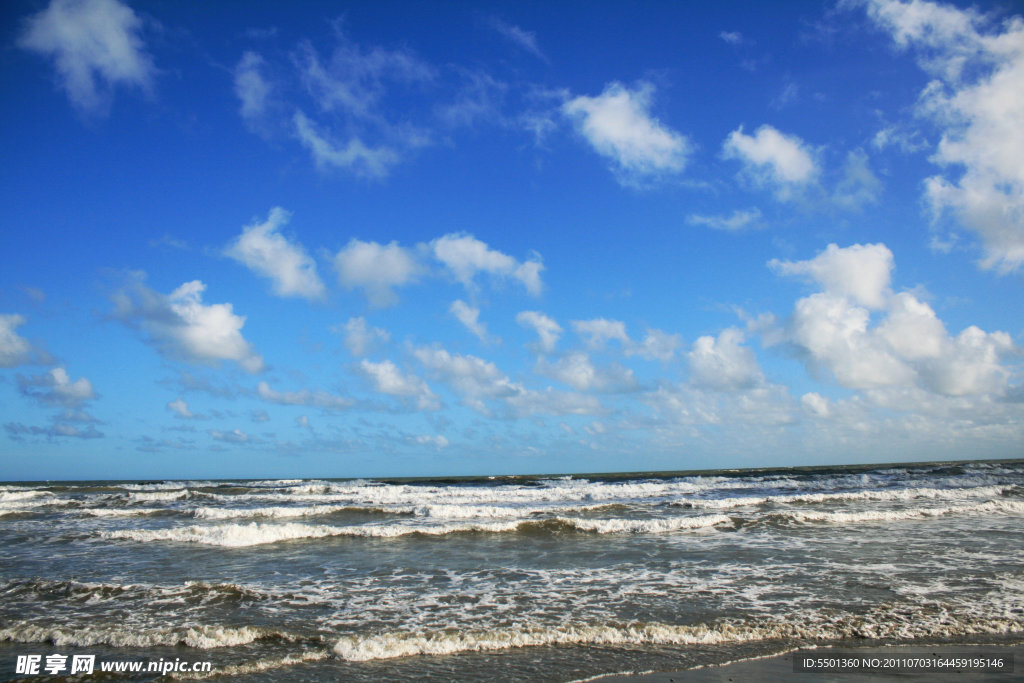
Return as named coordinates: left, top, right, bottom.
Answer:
left=128, top=490, right=190, bottom=502
left=331, top=604, right=1024, bottom=661
left=101, top=514, right=731, bottom=547
left=677, top=484, right=1015, bottom=510
left=776, top=499, right=1024, bottom=525
left=191, top=504, right=374, bottom=520
left=79, top=507, right=170, bottom=517
left=0, top=489, right=50, bottom=502
left=170, top=650, right=330, bottom=679
left=0, top=622, right=291, bottom=649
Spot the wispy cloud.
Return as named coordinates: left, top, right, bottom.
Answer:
left=488, top=17, right=546, bottom=60
left=18, top=0, right=155, bottom=114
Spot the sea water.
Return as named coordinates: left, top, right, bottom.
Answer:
left=1, top=460, right=1022, bottom=680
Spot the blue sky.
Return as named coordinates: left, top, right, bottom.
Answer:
left=2, top=0, right=1022, bottom=480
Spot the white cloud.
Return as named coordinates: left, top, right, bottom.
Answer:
left=862, top=0, right=1024, bottom=271
left=0, top=314, right=33, bottom=368
left=339, top=316, right=390, bottom=357
left=113, top=277, right=264, bottom=373
left=536, top=352, right=637, bottom=393
left=571, top=318, right=630, bottom=349
left=516, top=310, right=562, bottom=353
left=224, top=207, right=325, bottom=299
left=688, top=328, right=764, bottom=391
left=722, top=124, right=818, bottom=198
left=801, top=392, right=831, bottom=418
left=414, top=345, right=522, bottom=413
left=787, top=291, right=918, bottom=389
left=627, top=328, right=683, bottom=362
left=449, top=300, right=490, bottom=342
left=18, top=367, right=95, bottom=407
left=770, top=242, right=1015, bottom=395
left=358, top=359, right=438, bottom=410
left=167, top=397, right=196, bottom=419
left=234, top=51, right=271, bottom=123
left=18, top=0, right=154, bottom=114
left=334, top=238, right=421, bottom=307
left=769, top=242, right=894, bottom=309
left=257, top=381, right=353, bottom=411
left=293, top=111, right=400, bottom=179
left=562, top=81, right=690, bottom=183
left=719, top=31, right=743, bottom=45
left=431, top=233, right=543, bottom=295
left=687, top=208, right=762, bottom=231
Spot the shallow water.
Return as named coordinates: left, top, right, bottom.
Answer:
left=2, top=460, right=1023, bottom=680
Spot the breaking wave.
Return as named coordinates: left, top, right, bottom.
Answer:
left=101, top=514, right=732, bottom=547
left=332, top=603, right=1024, bottom=661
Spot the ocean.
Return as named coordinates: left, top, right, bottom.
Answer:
left=1, top=459, right=1023, bottom=681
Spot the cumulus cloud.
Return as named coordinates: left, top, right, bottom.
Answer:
left=516, top=310, right=562, bottom=353
left=572, top=318, right=630, bottom=349
left=449, top=300, right=490, bottom=342
left=770, top=242, right=1015, bottom=395
left=562, top=81, right=690, bottom=184
left=536, top=352, right=638, bottom=393
left=801, top=392, right=831, bottom=418
left=687, top=208, right=762, bottom=231
left=770, top=242, right=895, bottom=309
left=627, top=329, right=684, bottom=362
left=334, top=238, right=421, bottom=307
left=0, top=314, right=34, bottom=367
left=861, top=0, right=1024, bottom=271
left=431, top=233, right=543, bottom=295
left=224, top=207, right=325, bottom=299
left=414, top=345, right=522, bottom=413
left=722, top=124, right=818, bottom=199
left=257, top=381, right=353, bottom=410
left=18, top=367, right=95, bottom=407
left=358, top=359, right=438, bottom=410
left=112, top=277, right=265, bottom=373
left=18, top=0, right=155, bottom=114
left=339, top=316, right=390, bottom=357
left=688, top=328, right=764, bottom=391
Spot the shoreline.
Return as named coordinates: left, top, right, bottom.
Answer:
left=587, top=642, right=1023, bottom=682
